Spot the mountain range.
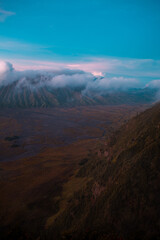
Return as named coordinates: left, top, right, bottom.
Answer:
left=0, top=76, right=157, bottom=108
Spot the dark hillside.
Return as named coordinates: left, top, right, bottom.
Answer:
left=45, top=103, right=160, bottom=240
left=0, top=80, right=157, bottom=108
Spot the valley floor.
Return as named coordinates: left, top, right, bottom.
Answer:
left=0, top=104, right=149, bottom=239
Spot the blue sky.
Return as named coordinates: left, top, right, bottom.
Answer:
left=0, top=0, right=160, bottom=83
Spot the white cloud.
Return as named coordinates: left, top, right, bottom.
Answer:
left=0, top=60, right=93, bottom=89
left=98, top=77, right=139, bottom=90
left=0, top=60, right=13, bottom=74
left=0, top=60, right=14, bottom=84
left=8, top=57, right=160, bottom=81
left=0, top=59, right=160, bottom=99
left=50, top=73, right=93, bottom=88
left=146, top=79, right=160, bottom=101
left=146, top=79, right=160, bottom=88
left=83, top=76, right=139, bottom=95
left=92, top=72, right=104, bottom=77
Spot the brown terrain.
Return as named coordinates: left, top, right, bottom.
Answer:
left=0, top=104, right=149, bottom=239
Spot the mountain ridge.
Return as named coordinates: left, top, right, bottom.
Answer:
left=0, top=79, right=157, bottom=108
left=44, top=102, right=160, bottom=240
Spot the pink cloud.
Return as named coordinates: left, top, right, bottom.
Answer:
left=10, top=59, right=67, bottom=71
left=9, top=58, right=114, bottom=74
left=2, top=57, right=160, bottom=79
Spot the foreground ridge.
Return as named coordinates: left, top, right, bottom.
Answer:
left=44, top=103, right=160, bottom=240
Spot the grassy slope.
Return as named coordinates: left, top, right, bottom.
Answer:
left=45, top=103, right=160, bottom=240
left=0, top=83, right=156, bottom=108
left=0, top=105, right=147, bottom=240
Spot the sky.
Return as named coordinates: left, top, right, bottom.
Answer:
left=0, top=0, right=160, bottom=85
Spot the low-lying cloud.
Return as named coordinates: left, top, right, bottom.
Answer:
left=50, top=73, right=94, bottom=88
left=83, top=76, right=139, bottom=95
left=0, top=60, right=159, bottom=97
left=0, top=60, right=14, bottom=76
left=0, top=60, right=15, bottom=84
left=146, top=80, right=160, bottom=89
left=146, top=80, right=160, bottom=101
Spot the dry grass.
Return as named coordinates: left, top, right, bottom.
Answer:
left=0, top=104, right=149, bottom=239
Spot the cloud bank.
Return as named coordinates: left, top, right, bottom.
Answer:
left=0, top=60, right=15, bottom=84
left=0, top=60, right=159, bottom=97
left=7, top=57, right=160, bottom=79
left=146, top=80, right=160, bottom=101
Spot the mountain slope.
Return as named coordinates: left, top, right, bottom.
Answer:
left=45, top=103, right=160, bottom=240
left=0, top=80, right=157, bottom=108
